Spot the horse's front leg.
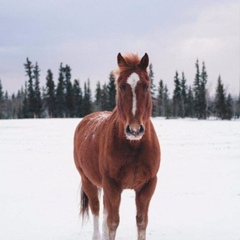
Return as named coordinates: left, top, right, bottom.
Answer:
left=102, top=177, right=122, bottom=240
left=135, top=176, right=157, bottom=240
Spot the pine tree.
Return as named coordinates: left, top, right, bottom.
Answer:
left=236, top=95, right=240, bottom=118
left=0, top=79, right=4, bottom=119
left=56, top=63, right=65, bottom=117
left=82, top=79, right=92, bottom=116
left=193, top=59, right=201, bottom=118
left=199, top=62, right=208, bottom=119
left=172, top=71, right=182, bottom=117
left=215, top=76, right=226, bottom=119
left=180, top=72, right=187, bottom=118
left=163, top=85, right=171, bottom=118
left=225, top=94, right=233, bottom=120
left=101, top=83, right=108, bottom=111
left=33, top=62, right=42, bottom=117
left=94, top=81, right=102, bottom=111
left=21, top=82, right=29, bottom=118
left=45, top=69, right=56, bottom=117
left=64, top=65, right=74, bottom=117
left=24, top=58, right=35, bottom=118
left=149, top=63, right=157, bottom=116
left=107, top=72, right=116, bottom=111
left=157, top=79, right=165, bottom=116
left=193, top=60, right=208, bottom=119
left=73, top=79, right=83, bottom=117
left=186, top=86, right=194, bottom=117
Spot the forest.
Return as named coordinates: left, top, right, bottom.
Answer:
left=0, top=58, right=239, bottom=120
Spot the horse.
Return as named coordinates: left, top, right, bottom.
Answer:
left=74, top=53, right=161, bottom=240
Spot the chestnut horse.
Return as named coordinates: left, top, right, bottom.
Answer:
left=74, top=53, right=161, bottom=240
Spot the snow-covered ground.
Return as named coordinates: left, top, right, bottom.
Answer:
left=0, top=118, right=240, bottom=240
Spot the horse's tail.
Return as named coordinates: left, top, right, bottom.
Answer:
left=80, top=187, right=89, bottom=222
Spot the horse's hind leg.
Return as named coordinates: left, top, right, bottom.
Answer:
left=81, top=176, right=101, bottom=240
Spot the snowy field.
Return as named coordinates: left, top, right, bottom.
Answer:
left=0, top=118, right=240, bottom=240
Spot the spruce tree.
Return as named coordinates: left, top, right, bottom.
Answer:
left=107, top=72, right=116, bottom=111
left=157, top=79, right=164, bottom=116
left=186, top=86, right=194, bottom=117
left=24, top=58, right=35, bottom=118
left=193, top=59, right=201, bottom=118
left=149, top=63, right=157, bottom=116
left=22, top=82, right=29, bottom=118
left=199, top=62, right=208, bottom=119
left=73, top=79, right=83, bottom=117
left=82, top=79, right=92, bottom=116
left=45, top=69, right=56, bottom=117
left=215, top=76, right=226, bottom=119
left=236, top=95, right=240, bottom=118
left=94, top=81, right=102, bottom=111
left=56, top=63, right=65, bottom=117
left=225, top=94, right=233, bottom=120
left=64, top=65, right=74, bottom=117
left=0, top=79, right=4, bottom=119
left=33, top=62, right=42, bottom=117
left=172, top=71, right=182, bottom=117
left=101, top=83, right=108, bottom=111
left=163, top=85, right=171, bottom=118
left=180, top=72, right=187, bottom=118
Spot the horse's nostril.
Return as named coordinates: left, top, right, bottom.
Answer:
left=126, top=124, right=145, bottom=135
left=126, top=125, right=131, bottom=134
left=139, top=125, right=145, bottom=134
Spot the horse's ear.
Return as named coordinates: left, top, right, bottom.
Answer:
left=139, top=53, right=149, bottom=70
left=117, top=53, right=127, bottom=67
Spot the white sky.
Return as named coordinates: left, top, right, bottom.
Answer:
left=0, top=0, right=239, bottom=97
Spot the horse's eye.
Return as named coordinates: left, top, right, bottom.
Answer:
left=143, top=85, right=149, bottom=92
left=119, top=85, right=125, bottom=92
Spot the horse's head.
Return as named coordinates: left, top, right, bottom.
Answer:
left=116, top=53, right=152, bottom=141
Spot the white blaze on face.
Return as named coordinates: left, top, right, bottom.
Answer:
left=127, top=73, right=140, bottom=116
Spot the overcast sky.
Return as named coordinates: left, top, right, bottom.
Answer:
left=0, top=0, right=239, bottom=97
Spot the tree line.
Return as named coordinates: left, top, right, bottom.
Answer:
left=0, top=58, right=240, bottom=120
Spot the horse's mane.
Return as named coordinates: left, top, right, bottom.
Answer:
left=115, top=53, right=141, bottom=76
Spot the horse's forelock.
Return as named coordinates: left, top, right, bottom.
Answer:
left=115, top=53, right=143, bottom=77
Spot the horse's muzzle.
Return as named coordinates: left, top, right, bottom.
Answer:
left=125, top=124, right=145, bottom=140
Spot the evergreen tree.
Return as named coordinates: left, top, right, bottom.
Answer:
left=172, top=71, right=182, bottom=117
left=24, top=58, right=35, bottom=118
left=180, top=72, right=187, bottom=117
left=225, top=94, right=233, bottom=120
left=0, top=79, right=4, bottom=119
left=21, top=82, right=29, bottom=118
left=56, top=63, right=65, bottom=117
left=236, top=95, right=240, bottom=118
left=94, top=81, right=102, bottom=111
left=101, top=83, right=108, bottom=111
left=33, top=62, right=42, bottom=117
left=149, top=63, right=157, bottom=116
left=73, top=79, right=83, bottom=117
left=193, top=59, right=201, bottom=118
left=193, top=60, right=208, bottom=119
left=163, top=85, right=171, bottom=118
left=215, top=76, right=226, bottom=119
left=107, top=72, right=116, bottom=111
left=82, top=79, right=92, bottom=116
left=186, top=86, right=194, bottom=117
left=64, top=65, right=74, bottom=117
left=199, top=62, right=208, bottom=119
left=45, top=69, right=56, bottom=117
left=157, top=79, right=165, bottom=116
left=4, top=91, right=11, bottom=119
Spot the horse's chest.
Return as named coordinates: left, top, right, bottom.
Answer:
left=114, top=155, right=152, bottom=189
